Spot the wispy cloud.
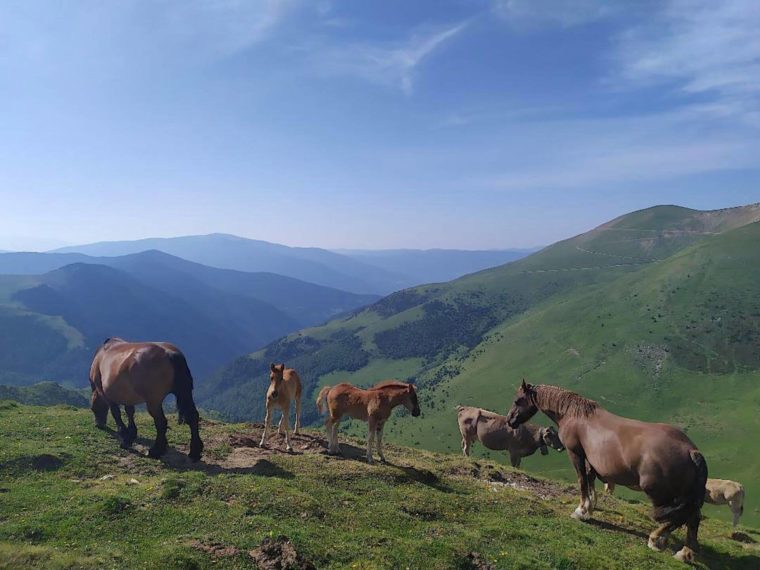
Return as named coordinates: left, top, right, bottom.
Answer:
left=615, top=0, right=760, bottom=125
left=305, top=21, right=468, bottom=94
left=492, top=0, right=616, bottom=28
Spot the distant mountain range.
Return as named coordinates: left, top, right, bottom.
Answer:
left=0, top=250, right=377, bottom=385
left=51, top=234, right=533, bottom=294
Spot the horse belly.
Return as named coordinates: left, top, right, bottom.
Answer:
left=477, top=428, right=510, bottom=451
left=102, top=374, right=145, bottom=406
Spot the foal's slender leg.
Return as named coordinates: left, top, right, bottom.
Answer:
left=568, top=449, right=591, bottom=520
left=281, top=404, right=292, bottom=452
left=375, top=421, right=386, bottom=463
left=366, top=418, right=377, bottom=464
left=461, top=437, right=470, bottom=457
left=110, top=404, right=130, bottom=449
left=124, top=405, right=138, bottom=446
left=294, top=395, right=301, bottom=435
left=510, top=452, right=521, bottom=468
left=278, top=405, right=286, bottom=435
left=260, top=402, right=272, bottom=447
left=146, top=402, right=168, bottom=459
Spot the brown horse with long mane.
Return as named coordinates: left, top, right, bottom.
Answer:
left=506, top=381, right=707, bottom=563
left=316, top=380, right=421, bottom=464
left=89, top=337, right=203, bottom=462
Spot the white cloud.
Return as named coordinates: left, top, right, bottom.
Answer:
left=493, top=0, right=615, bottom=28
left=615, top=0, right=760, bottom=125
left=305, top=21, right=468, bottom=94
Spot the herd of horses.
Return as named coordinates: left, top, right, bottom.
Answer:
left=89, top=338, right=746, bottom=564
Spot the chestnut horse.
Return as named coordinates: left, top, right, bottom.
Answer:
left=316, top=381, right=421, bottom=464
left=506, top=381, right=707, bottom=563
left=259, top=363, right=302, bottom=452
left=89, top=337, right=203, bottom=461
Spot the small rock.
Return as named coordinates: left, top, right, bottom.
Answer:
left=127, top=478, right=140, bottom=485
left=100, top=474, right=115, bottom=481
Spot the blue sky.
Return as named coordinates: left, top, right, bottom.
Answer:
left=1, top=0, right=759, bottom=251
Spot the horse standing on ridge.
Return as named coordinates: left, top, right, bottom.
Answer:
left=259, top=363, right=302, bottom=452
left=89, top=337, right=203, bottom=462
left=505, top=380, right=707, bottom=564
left=456, top=405, right=564, bottom=467
left=316, top=381, right=421, bottom=464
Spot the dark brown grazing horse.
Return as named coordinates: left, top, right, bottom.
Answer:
left=506, top=381, right=707, bottom=564
left=89, top=337, right=203, bottom=461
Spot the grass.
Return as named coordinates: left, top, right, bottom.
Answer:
left=1, top=403, right=759, bottom=569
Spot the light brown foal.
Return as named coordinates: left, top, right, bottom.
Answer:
left=316, top=380, right=421, bottom=464
left=259, top=363, right=302, bottom=452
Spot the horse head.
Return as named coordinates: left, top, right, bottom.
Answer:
left=506, top=379, right=538, bottom=429
left=406, top=384, right=421, bottom=417
left=541, top=425, right=565, bottom=452
left=268, top=363, right=286, bottom=399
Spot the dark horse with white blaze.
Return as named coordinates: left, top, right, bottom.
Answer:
left=506, top=381, right=707, bottom=563
left=89, top=338, right=203, bottom=462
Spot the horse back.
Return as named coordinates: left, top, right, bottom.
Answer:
left=283, top=368, right=302, bottom=398
left=96, top=341, right=175, bottom=406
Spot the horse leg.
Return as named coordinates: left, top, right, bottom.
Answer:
left=110, top=404, right=131, bottom=449
left=281, top=405, right=292, bottom=452
left=375, top=421, right=386, bottom=463
left=259, top=403, right=272, bottom=447
left=188, top=410, right=203, bottom=462
left=605, top=482, right=615, bottom=495
left=674, top=511, right=700, bottom=563
left=325, top=416, right=340, bottom=455
left=366, top=418, right=377, bottom=464
left=729, top=498, right=742, bottom=528
left=510, top=452, right=521, bottom=469
left=294, top=395, right=301, bottom=435
left=124, top=405, right=138, bottom=446
left=461, top=436, right=470, bottom=457
left=146, top=402, right=168, bottom=459
left=586, top=468, right=597, bottom=512
left=278, top=407, right=285, bottom=435
left=568, top=449, right=591, bottom=520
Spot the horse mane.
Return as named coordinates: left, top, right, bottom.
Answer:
left=370, top=380, right=410, bottom=391
left=533, top=384, right=599, bottom=418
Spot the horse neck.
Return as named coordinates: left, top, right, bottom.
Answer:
left=385, top=387, right=410, bottom=408
left=532, top=386, right=566, bottom=425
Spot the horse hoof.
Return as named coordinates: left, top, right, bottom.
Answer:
left=148, top=448, right=165, bottom=459
left=648, top=537, right=667, bottom=552
left=286, top=446, right=293, bottom=453
left=189, top=453, right=201, bottom=463
left=571, top=508, right=589, bottom=521
left=674, top=547, right=695, bottom=563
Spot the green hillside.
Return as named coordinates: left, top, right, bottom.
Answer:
left=202, top=204, right=760, bottom=527
left=1, top=403, right=758, bottom=569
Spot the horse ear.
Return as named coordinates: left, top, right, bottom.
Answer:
left=270, top=363, right=276, bottom=372
left=521, top=378, right=528, bottom=390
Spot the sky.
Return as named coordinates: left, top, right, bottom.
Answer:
left=1, top=0, right=759, bottom=251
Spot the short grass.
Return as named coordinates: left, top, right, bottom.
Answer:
left=1, top=403, right=758, bottom=569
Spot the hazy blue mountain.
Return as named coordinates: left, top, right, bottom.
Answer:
left=336, top=248, right=536, bottom=285
left=54, top=234, right=405, bottom=294
left=0, top=252, right=93, bottom=274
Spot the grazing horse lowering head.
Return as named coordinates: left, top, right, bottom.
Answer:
left=506, top=379, right=538, bottom=428
left=406, top=383, right=421, bottom=417
left=268, top=363, right=287, bottom=399
left=540, top=425, right=565, bottom=453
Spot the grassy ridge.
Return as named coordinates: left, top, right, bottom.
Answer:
left=1, top=403, right=759, bottom=569
left=202, top=206, right=760, bottom=530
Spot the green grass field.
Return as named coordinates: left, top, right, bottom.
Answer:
left=1, top=402, right=759, bottom=569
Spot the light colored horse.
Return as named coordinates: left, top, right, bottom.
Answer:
left=705, top=479, right=745, bottom=528
left=506, top=381, right=707, bottom=564
left=457, top=405, right=564, bottom=467
left=316, top=380, right=421, bottom=464
left=89, top=337, right=203, bottom=461
left=259, top=363, right=302, bottom=452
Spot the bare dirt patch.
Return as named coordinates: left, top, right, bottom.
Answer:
left=444, top=461, right=572, bottom=500
left=189, top=540, right=240, bottom=558
left=248, top=535, right=315, bottom=570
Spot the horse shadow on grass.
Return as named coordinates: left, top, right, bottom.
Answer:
left=323, top=442, right=453, bottom=493
left=585, top=514, right=760, bottom=568
left=104, top=428, right=294, bottom=479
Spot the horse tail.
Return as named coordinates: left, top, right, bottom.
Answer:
left=653, top=449, right=708, bottom=526
left=169, top=351, right=198, bottom=425
left=316, top=386, right=331, bottom=415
